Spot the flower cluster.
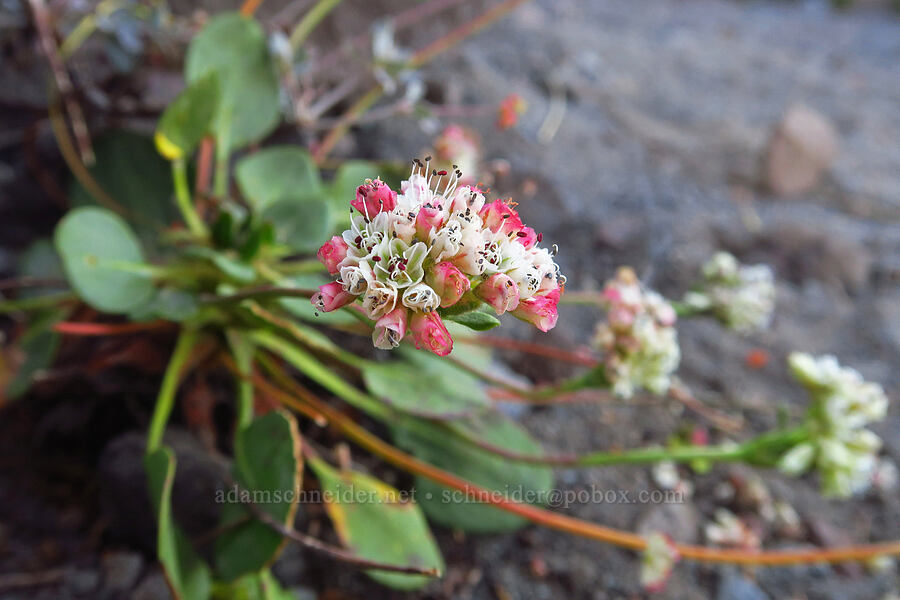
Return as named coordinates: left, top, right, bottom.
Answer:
left=640, top=532, right=680, bottom=592
left=592, top=267, right=680, bottom=398
left=433, top=125, right=481, bottom=186
left=313, top=158, right=563, bottom=355
left=684, top=251, right=775, bottom=333
left=778, top=353, right=890, bottom=497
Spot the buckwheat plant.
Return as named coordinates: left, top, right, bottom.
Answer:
left=313, top=158, right=563, bottom=355
left=6, top=1, right=900, bottom=597
left=592, top=266, right=680, bottom=398
left=683, top=251, right=776, bottom=333
left=778, top=352, right=889, bottom=497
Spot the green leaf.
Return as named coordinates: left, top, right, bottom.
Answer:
left=236, top=147, right=322, bottom=212
left=185, top=13, right=280, bottom=151
left=260, top=196, right=331, bottom=253
left=54, top=207, right=155, bottom=313
left=211, top=569, right=294, bottom=600
left=308, top=457, right=443, bottom=590
left=447, top=310, right=501, bottom=331
left=17, top=239, right=66, bottom=298
left=393, top=411, right=553, bottom=532
left=328, top=160, right=378, bottom=227
left=155, top=73, right=219, bottom=160
left=215, top=410, right=302, bottom=582
left=362, top=349, right=489, bottom=419
left=186, top=246, right=256, bottom=283
left=6, top=309, right=65, bottom=399
left=145, top=447, right=212, bottom=600
left=128, top=288, right=199, bottom=322
left=69, top=130, right=178, bottom=252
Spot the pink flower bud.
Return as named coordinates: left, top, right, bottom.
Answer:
left=410, top=311, right=453, bottom=356
left=607, top=306, right=635, bottom=331
left=426, top=261, right=471, bottom=308
left=475, top=273, right=520, bottom=315
left=516, top=226, right=538, bottom=249
left=352, top=178, right=397, bottom=218
left=311, top=281, right=355, bottom=313
left=512, top=288, right=560, bottom=332
left=373, top=307, right=408, bottom=350
left=415, top=205, right=444, bottom=241
left=317, top=235, right=349, bottom=275
left=479, top=199, right=524, bottom=236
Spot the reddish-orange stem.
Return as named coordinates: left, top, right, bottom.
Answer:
left=53, top=320, right=174, bottom=336
left=239, top=0, right=264, bottom=16
left=252, top=369, right=900, bottom=565
left=456, top=334, right=598, bottom=367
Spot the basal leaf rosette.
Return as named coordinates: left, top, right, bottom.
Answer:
left=312, top=159, right=564, bottom=355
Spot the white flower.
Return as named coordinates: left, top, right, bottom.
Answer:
left=401, top=283, right=440, bottom=312
left=593, top=268, right=680, bottom=399
left=704, top=509, right=759, bottom=549
left=691, top=251, right=775, bottom=333
left=361, top=279, right=398, bottom=320
left=640, top=532, right=679, bottom=592
left=781, top=352, right=890, bottom=497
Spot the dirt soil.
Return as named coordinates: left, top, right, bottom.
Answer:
left=1, top=1, right=900, bottom=599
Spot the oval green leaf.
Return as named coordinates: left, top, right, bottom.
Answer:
left=145, top=446, right=213, bottom=600
left=362, top=349, right=489, bottom=419
left=235, top=146, right=322, bottom=212
left=260, top=195, right=332, bottom=253
left=308, top=457, right=443, bottom=590
left=446, top=310, right=501, bottom=331
left=155, top=72, right=219, bottom=160
left=185, top=13, right=280, bottom=151
left=54, top=207, right=155, bottom=313
left=215, top=410, right=302, bottom=582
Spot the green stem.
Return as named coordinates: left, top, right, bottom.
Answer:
left=575, top=443, right=747, bottom=467
left=289, top=0, right=345, bottom=50
left=251, top=330, right=389, bottom=420
left=0, top=292, right=76, bottom=315
left=275, top=259, right=328, bottom=275
left=226, top=330, right=255, bottom=428
left=172, top=159, right=207, bottom=238
left=201, top=286, right=318, bottom=306
left=146, top=328, right=200, bottom=454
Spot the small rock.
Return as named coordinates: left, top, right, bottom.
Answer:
left=101, top=550, right=144, bottom=593
left=132, top=568, right=173, bottom=600
left=717, top=569, right=770, bottom=600
left=64, top=568, right=100, bottom=595
left=635, top=502, right=701, bottom=544
left=765, top=104, right=839, bottom=196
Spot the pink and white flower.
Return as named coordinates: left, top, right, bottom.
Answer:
left=317, top=235, right=348, bottom=275
left=410, top=310, right=453, bottom=356
left=313, top=157, right=563, bottom=352
left=475, top=273, right=520, bottom=315
left=512, top=288, right=560, bottom=332
left=312, top=281, right=355, bottom=313
left=352, top=177, right=397, bottom=217
left=593, top=267, right=680, bottom=398
left=426, top=261, right=471, bottom=308
left=373, top=307, right=407, bottom=350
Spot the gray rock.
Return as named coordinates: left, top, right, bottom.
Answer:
left=717, top=570, right=771, bottom=600
left=64, top=568, right=100, bottom=595
left=634, top=502, right=701, bottom=544
left=765, top=105, right=839, bottom=196
left=101, top=550, right=145, bottom=593
left=131, top=569, right=174, bottom=600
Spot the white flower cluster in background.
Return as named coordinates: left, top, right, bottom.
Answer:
left=684, top=251, right=775, bottom=333
left=779, top=352, right=890, bottom=497
left=593, top=267, right=680, bottom=398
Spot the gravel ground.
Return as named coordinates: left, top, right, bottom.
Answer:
left=2, top=0, right=900, bottom=599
